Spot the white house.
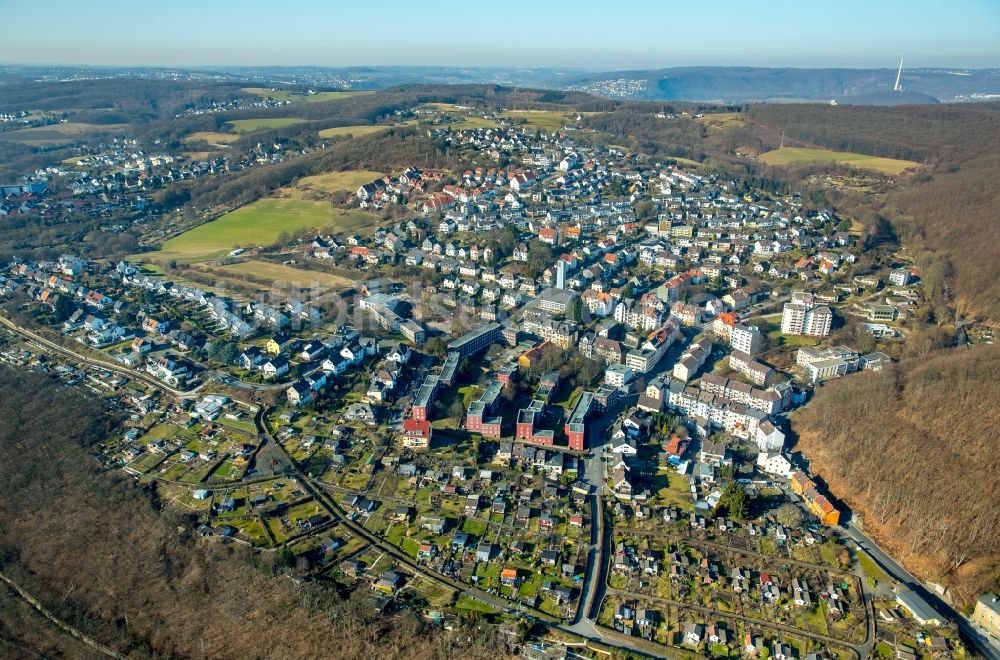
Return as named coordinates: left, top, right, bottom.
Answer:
left=755, top=420, right=785, bottom=451
left=757, top=451, right=793, bottom=478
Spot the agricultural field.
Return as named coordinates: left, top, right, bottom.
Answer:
left=439, top=116, right=499, bottom=130
left=696, top=112, right=745, bottom=131
left=759, top=147, right=918, bottom=175
left=0, top=122, right=129, bottom=146
left=317, top=120, right=415, bottom=139
left=227, top=117, right=308, bottom=133
left=295, top=169, right=386, bottom=193
left=148, top=198, right=380, bottom=263
left=183, top=131, right=241, bottom=145
left=500, top=110, right=584, bottom=132
left=242, top=87, right=374, bottom=103
left=215, top=260, right=357, bottom=290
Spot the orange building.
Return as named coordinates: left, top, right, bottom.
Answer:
left=790, top=471, right=840, bottom=525
left=517, top=341, right=552, bottom=369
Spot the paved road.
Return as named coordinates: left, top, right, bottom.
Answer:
left=567, top=392, right=633, bottom=637
left=0, top=313, right=295, bottom=398
left=841, top=521, right=1000, bottom=660
left=0, top=314, right=198, bottom=397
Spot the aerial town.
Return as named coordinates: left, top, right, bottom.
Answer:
left=0, top=105, right=995, bottom=660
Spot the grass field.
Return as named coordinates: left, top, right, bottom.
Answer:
left=440, top=116, right=499, bottom=130
left=500, top=110, right=578, bottom=132
left=296, top=169, right=385, bottom=193
left=0, top=122, right=129, bottom=146
left=216, top=260, right=357, bottom=289
left=697, top=112, right=745, bottom=131
left=227, top=118, right=307, bottom=133
left=184, top=131, right=241, bottom=145
left=666, top=155, right=703, bottom=167
left=317, top=120, right=415, bottom=139
left=759, top=147, right=918, bottom=175
left=242, top=87, right=374, bottom=103
left=149, top=198, right=378, bottom=263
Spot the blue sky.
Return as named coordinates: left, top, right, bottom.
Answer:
left=1, top=0, right=997, bottom=69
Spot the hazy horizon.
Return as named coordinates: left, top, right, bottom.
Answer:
left=1, top=0, right=998, bottom=70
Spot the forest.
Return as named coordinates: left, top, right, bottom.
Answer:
left=0, top=368, right=512, bottom=659
left=791, top=344, right=1000, bottom=608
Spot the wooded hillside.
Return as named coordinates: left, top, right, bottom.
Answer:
left=791, top=344, right=1000, bottom=607
left=744, top=103, right=1000, bottom=321
left=0, top=368, right=508, bottom=659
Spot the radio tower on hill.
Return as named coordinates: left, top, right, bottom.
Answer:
left=894, top=57, right=904, bottom=92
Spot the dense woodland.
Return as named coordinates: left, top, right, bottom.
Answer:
left=792, top=344, right=1000, bottom=607
left=0, top=368, right=513, bottom=659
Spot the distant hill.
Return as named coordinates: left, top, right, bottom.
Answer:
left=835, top=90, right=940, bottom=106
left=562, top=66, right=1000, bottom=104
left=6, top=64, right=999, bottom=105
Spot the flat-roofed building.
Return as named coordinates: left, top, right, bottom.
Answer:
left=448, top=322, right=503, bottom=358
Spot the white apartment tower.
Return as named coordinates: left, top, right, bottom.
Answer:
left=781, top=292, right=832, bottom=337
left=731, top=323, right=764, bottom=354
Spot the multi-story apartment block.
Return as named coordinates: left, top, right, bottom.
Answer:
left=780, top=292, right=832, bottom=336
left=731, top=323, right=764, bottom=355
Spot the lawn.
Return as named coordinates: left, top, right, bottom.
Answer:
left=758, top=147, right=918, bottom=175
left=161, top=461, right=191, bottom=481
left=856, top=549, right=892, bottom=584
left=227, top=118, right=308, bottom=133
left=129, top=452, right=166, bottom=473
left=462, top=517, right=488, bottom=537
left=296, top=169, right=386, bottom=193
left=215, top=260, right=357, bottom=290
left=455, top=594, right=498, bottom=615
left=216, top=416, right=257, bottom=435
left=147, top=198, right=379, bottom=263
left=773, top=333, right=820, bottom=348
left=267, top=516, right=291, bottom=544
left=242, top=87, right=374, bottom=103
left=209, top=459, right=247, bottom=482
left=654, top=471, right=694, bottom=511
left=229, top=518, right=270, bottom=546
